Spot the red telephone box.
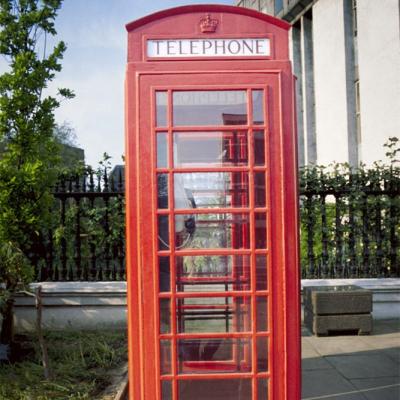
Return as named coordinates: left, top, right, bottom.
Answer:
left=125, top=5, right=300, bottom=400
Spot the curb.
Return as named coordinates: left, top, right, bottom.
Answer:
left=113, top=376, right=128, bottom=400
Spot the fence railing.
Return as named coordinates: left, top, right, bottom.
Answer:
left=34, top=167, right=125, bottom=281
left=34, top=165, right=399, bottom=281
left=299, top=166, right=400, bottom=279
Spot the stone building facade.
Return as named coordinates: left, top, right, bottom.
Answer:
left=236, top=0, right=400, bottom=166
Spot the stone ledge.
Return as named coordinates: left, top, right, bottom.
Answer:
left=6, top=278, right=400, bottom=332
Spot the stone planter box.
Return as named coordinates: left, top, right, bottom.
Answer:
left=304, top=285, right=373, bottom=336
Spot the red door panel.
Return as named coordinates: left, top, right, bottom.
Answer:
left=134, top=72, right=285, bottom=400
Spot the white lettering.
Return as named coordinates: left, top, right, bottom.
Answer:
left=147, top=38, right=270, bottom=58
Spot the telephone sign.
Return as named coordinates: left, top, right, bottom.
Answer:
left=147, top=38, right=271, bottom=58
left=125, top=5, right=300, bottom=400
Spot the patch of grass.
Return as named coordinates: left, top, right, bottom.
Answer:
left=0, top=330, right=127, bottom=400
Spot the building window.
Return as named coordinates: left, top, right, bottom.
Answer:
left=355, top=79, right=361, bottom=144
left=352, top=0, right=358, bottom=37
left=352, top=1, right=361, bottom=149
left=275, top=0, right=284, bottom=14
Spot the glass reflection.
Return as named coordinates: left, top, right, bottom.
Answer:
left=173, top=91, right=247, bottom=126
left=160, top=298, right=171, bottom=334
left=158, top=174, right=168, bottom=209
left=156, top=91, right=168, bottom=127
left=256, top=297, right=268, bottom=332
left=160, top=340, right=171, bottom=375
left=254, top=131, right=265, bottom=166
left=159, top=256, right=170, bottom=292
left=256, top=255, right=268, bottom=291
left=255, top=213, right=267, bottom=249
left=174, top=172, right=249, bottom=209
left=175, top=255, right=250, bottom=292
left=173, top=131, right=248, bottom=167
left=161, top=380, right=172, bottom=400
left=254, top=172, right=266, bottom=207
left=177, top=296, right=251, bottom=333
left=252, top=90, right=264, bottom=125
left=257, top=336, right=268, bottom=372
left=157, top=133, right=168, bottom=168
left=178, top=338, right=251, bottom=374
left=257, top=379, right=269, bottom=400
left=178, top=379, right=252, bottom=400
left=175, top=214, right=250, bottom=249
left=158, top=215, right=169, bottom=250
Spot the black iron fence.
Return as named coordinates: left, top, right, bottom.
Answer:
left=33, top=165, right=400, bottom=281
left=300, top=166, right=400, bottom=279
left=34, top=167, right=125, bottom=281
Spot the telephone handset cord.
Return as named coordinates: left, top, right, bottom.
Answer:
left=158, top=232, right=194, bottom=250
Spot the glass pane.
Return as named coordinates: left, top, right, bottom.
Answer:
left=173, top=131, right=248, bottom=167
left=174, top=172, right=249, bottom=209
left=173, top=91, right=247, bottom=126
left=179, top=379, right=252, bottom=400
left=178, top=338, right=251, bottom=374
left=158, top=174, right=169, bottom=209
left=160, top=298, right=171, bottom=334
left=257, top=336, right=268, bottom=372
left=256, top=255, right=268, bottom=291
left=158, top=215, right=169, bottom=250
left=157, top=133, right=168, bottom=168
left=252, top=90, right=264, bottom=125
left=176, top=255, right=251, bottom=292
left=175, top=213, right=250, bottom=249
left=161, top=380, right=172, bottom=400
left=254, top=172, right=266, bottom=208
left=255, top=213, right=267, bottom=249
left=156, top=91, right=168, bottom=127
left=159, top=256, right=170, bottom=292
left=254, top=131, right=265, bottom=166
left=256, top=297, right=268, bottom=332
left=177, top=296, right=251, bottom=333
left=160, top=340, right=172, bottom=375
left=257, top=378, right=269, bottom=400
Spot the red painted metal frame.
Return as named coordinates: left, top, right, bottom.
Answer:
left=125, top=5, right=300, bottom=400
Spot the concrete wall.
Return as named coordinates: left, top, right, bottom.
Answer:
left=313, top=0, right=350, bottom=165
left=357, top=0, right=400, bottom=165
left=13, top=282, right=127, bottom=331
left=8, top=279, right=400, bottom=333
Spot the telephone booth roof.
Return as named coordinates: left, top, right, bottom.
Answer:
left=126, top=4, right=291, bottom=62
left=126, top=4, right=290, bottom=31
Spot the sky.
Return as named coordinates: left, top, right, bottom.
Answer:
left=45, top=0, right=234, bottom=167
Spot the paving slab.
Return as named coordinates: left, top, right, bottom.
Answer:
left=301, top=319, right=400, bottom=400
left=123, top=320, right=399, bottom=399
left=350, top=377, right=400, bottom=400
left=302, top=356, right=334, bottom=371
left=382, top=348, right=400, bottom=364
left=325, top=352, right=399, bottom=379
left=359, top=336, right=400, bottom=350
left=303, top=335, right=374, bottom=356
left=302, top=369, right=366, bottom=400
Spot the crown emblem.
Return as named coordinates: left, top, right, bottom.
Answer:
left=199, top=14, right=218, bottom=33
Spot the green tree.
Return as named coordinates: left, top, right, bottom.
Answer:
left=0, top=0, right=73, bottom=354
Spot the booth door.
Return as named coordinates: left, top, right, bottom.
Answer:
left=137, top=73, right=282, bottom=400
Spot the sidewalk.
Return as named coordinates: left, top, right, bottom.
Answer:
left=120, top=319, right=399, bottom=400
left=302, top=319, right=400, bottom=400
